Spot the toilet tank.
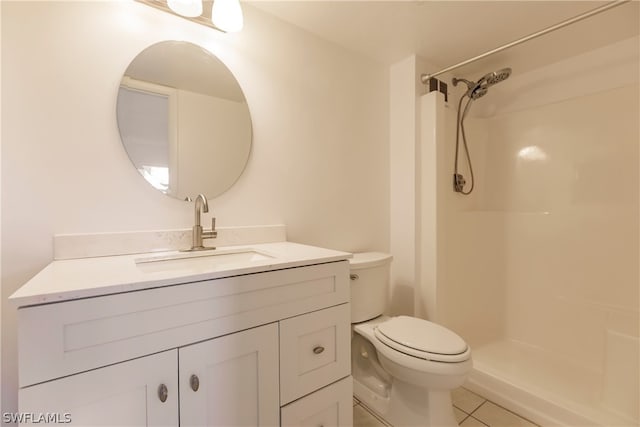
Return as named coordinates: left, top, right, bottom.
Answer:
left=349, top=252, right=393, bottom=323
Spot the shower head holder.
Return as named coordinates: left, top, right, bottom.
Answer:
left=452, top=77, right=475, bottom=90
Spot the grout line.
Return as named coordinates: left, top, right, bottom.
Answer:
left=356, top=389, right=540, bottom=427
left=453, top=404, right=469, bottom=413
left=477, top=400, right=541, bottom=427
left=470, top=399, right=488, bottom=415
left=469, top=415, right=491, bottom=426
left=453, top=394, right=488, bottom=418
left=466, top=400, right=490, bottom=426
left=357, top=400, right=393, bottom=427
left=453, top=405, right=471, bottom=425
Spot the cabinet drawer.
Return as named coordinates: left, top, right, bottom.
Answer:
left=281, top=376, right=353, bottom=427
left=279, top=304, right=351, bottom=405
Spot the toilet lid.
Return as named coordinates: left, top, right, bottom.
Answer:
left=375, top=316, right=469, bottom=362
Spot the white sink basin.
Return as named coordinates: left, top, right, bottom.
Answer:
left=134, top=248, right=275, bottom=274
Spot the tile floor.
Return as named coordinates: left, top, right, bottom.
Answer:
left=353, top=387, right=539, bottom=427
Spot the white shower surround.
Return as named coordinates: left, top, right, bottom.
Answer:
left=419, top=36, right=639, bottom=427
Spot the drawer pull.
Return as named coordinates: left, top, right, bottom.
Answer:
left=313, top=346, right=325, bottom=355
left=157, top=384, right=168, bottom=403
left=350, top=274, right=359, bottom=280
left=190, top=374, right=200, bottom=392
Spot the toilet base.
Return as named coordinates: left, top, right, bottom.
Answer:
left=354, top=377, right=390, bottom=420
left=354, top=376, right=459, bottom=427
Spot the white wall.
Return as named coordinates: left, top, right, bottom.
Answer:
left=389, top=54, right=466, bottom=320
left=0, top=0, right=3, bottom=411
left=389, top=55, right=417, bottom=316
left=1, top=1, right=389, bottom=415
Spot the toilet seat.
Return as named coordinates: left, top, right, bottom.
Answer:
left=374, top=316, right=470, bottom=363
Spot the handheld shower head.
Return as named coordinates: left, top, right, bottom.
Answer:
left=468, top=86, right=488, bottom=100
left=451, top=67, right=512, bottom=195
left=453, top=76, right=488, bottom=100
left=478, top=68, right=512, bottom=87
left=453, top=67, right=512, bottom=101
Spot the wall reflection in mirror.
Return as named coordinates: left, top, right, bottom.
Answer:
left=116, top=40, right=252, bottom=200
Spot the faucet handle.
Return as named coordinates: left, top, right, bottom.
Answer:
left=204, top=217, right=218, bottom=240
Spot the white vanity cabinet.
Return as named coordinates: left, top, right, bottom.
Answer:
left=13, top=243, right=353, bottom=427
left=19, top=324, right=281, bottom=427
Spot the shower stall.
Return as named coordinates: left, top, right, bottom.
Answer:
left=416, top=8, right=639, bottom=427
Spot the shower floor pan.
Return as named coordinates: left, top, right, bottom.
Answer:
left=465, top=340, right=638, bottom=427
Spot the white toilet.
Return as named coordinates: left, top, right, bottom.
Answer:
left=350, top=252, right=472, bottom=427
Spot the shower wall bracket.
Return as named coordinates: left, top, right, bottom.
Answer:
left=426, top=77, right=448, bottom=102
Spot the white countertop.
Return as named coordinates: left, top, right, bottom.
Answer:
left=10, top=242, right=351, bottom=307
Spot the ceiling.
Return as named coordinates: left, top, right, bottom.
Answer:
left=248, top=1, right=640, bottom=78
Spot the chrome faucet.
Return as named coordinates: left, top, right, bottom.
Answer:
left=185, top=194, right=217, bottom=251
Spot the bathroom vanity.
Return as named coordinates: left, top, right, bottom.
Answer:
left=11, top=242, right=353, bottom=426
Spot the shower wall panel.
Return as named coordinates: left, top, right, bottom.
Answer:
left=418, top=92, right=506, bottom=345
left=485, top=84, right=639, bottom=373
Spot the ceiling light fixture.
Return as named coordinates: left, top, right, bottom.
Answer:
left=211, top=0, right=243, bottom=32
left=136, top=0, right=244, bottom=33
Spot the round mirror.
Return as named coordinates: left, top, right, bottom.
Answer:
left=116, top=41, right=252, bottom=200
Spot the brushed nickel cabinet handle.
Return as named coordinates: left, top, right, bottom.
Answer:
left=190, top=374, right=200, bottom=392
left=157, top=384, right=168, bottom=403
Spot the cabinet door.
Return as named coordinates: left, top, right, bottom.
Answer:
left=18, top=350, right=178, bottom=426
left=281, top=377, right=353, bottom=427
left=179, top=323, right=280, bottom=427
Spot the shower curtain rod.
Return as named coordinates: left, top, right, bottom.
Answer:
left=420, top=0, right=631, bottom=83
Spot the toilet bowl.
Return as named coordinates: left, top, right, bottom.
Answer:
left=350, top=252, right=472, bottom=427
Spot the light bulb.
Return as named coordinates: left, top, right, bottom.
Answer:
left=211, top=0, right=244, bottom=32
left=167, top=0, right=203, bottom=18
